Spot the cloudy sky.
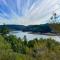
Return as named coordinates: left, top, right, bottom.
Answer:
left=0, top=0, right=59, bottom=25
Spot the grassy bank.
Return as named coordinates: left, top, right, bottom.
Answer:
left=0, top=34, right=60, bottom=60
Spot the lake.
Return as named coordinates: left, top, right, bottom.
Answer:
left=9, top=31, right=60, bottom=42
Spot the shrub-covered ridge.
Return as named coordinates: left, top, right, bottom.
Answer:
left=0, top=34, right=60, bottom=60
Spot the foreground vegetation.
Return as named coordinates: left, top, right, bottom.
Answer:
left=0, top=34, right=60, bottom=60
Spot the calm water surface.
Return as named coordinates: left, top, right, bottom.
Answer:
left=9, top=31, right=60, bottom=42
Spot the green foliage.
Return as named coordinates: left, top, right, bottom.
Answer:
left=0, top=35, right=11, bottom=50
left=0, top=24, right=10, bottom=35
left=23, top=35, right=27, bottom=46
left=0, top=34, right=60, bottom=60
left=5, top=35, right=23, bottom=53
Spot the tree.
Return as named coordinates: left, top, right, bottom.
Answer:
left=49, top=13, right=60, bottom=33
left=23, top=35, right=27, bottom=46
left=0, top=24, right=10, bottom=35
left=50, top=13, right=57, bottom=24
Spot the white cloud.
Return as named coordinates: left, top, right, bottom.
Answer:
left=0, top=0, right=59, bottom=25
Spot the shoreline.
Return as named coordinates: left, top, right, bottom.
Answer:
left=28, top=32, right=60, bottom=36
left=10, top=30, right=60, bottom=36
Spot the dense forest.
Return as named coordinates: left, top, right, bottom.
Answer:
left=0, top=25, right=60, bottom=60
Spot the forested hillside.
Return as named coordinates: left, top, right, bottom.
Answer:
left=0, top=23, right=60, bottom=34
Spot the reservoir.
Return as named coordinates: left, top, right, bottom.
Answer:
left=9, top=31, right=60, bottom=42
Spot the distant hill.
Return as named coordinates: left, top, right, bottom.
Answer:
left=0, top=23, right=60, bottom=33
left=23, top=24, right=52, bottom=33
left=0, top=25, right=25, bottom=31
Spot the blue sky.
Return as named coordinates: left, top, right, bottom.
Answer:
left=0, top=0, right=59, bottom=25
